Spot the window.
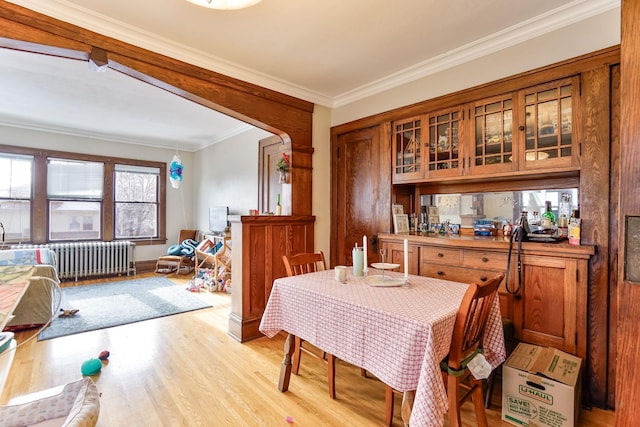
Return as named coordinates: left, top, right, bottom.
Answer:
left=0, top=144, right=166, bottom=245
left=115, top=164, right=159, bottom=239
left=0, top=153, right=33, bottom=243
left=48, top=158, right=103, bottom=241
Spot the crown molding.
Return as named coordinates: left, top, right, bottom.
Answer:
left=0, top=118, right=253, bottom=152
left=332, top=0, right=620, bottom=107
left=5, top=0, right=621, bottom=110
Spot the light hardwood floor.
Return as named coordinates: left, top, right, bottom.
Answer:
left=1, top=273, right=614, bottom=426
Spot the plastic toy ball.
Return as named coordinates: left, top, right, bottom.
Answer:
left=81, top=358, right=102, bottom=376
left=98, top=350, right=110, bottom=361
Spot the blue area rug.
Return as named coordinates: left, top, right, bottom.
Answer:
left=39, top=276, right=211, bottom=340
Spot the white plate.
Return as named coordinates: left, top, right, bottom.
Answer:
left=365, top=275, right=406, bottom=287
left=370, top=262, right=400, bottom=270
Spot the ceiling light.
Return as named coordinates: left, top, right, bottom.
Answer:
left=186, top=0, right=263, bottom=10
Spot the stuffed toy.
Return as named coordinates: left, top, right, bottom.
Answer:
left=59, top=308, right=80, bottom=318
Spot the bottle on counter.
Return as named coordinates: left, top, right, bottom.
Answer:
left=529, top=210, right=541, bottom=226
left=569, top=207, right=581, bottom=245
left=559, top=193, right=572, bottom=221
left=276, top=193, right=282, bottom=215
left=541, top=201, right=556, bottom=229
left=557, top=214, right=569, bottom=239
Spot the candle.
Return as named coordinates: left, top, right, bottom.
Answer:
left=363, top=235, right=368, bottom=272
left=403, top=238, right=409, bottom=279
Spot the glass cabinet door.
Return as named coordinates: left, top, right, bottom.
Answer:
left=520, top=76, right=578, bottom=169
left=392, top=115, right=424, bottom=182
left=425, top=107, right=463, bottom=178
left=469, top=95, right=516, bottom=174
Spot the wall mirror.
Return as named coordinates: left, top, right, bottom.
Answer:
left=421, top=187, right=579, bottom=228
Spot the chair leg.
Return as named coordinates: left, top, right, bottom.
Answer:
left=471, top=378, right=488, bottom=427
left=327, top=353, right=336, bottom=399
left=385, top=385, right=394, bottom=427
left=292, top=336, right=302, bottom=375
left=447, top=374, right=462, bottom=427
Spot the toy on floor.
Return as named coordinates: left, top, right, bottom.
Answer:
left=81, top=350, right=111, bottom=376
left=81, top=358, right=102, bottom=376
left=59, top=308, right=79, bottom=318
left=186, top=280, right=201, bottom=292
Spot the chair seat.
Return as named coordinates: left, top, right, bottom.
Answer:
left=155, top=255, right=193, bottom=274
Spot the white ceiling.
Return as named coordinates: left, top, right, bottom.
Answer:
left=0, top=0, right=620, bottom=151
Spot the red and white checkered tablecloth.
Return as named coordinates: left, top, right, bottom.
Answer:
left=259, top=268, right=506, bottom=427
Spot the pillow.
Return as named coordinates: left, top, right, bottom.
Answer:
left=167, top=244, right=182, bottom=256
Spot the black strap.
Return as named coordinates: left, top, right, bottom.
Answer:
left=505, top=227, right=523, bottom=295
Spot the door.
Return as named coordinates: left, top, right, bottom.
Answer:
left=332, top=125, right=391, bottom=267
left=258, top=136, right=290, bottom=214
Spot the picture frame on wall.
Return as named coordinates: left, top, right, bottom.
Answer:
left=393, top=214, right=410, bottom=234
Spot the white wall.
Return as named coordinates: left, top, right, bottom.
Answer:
left=331, top=8, right=621, bottom=126
left=312, top=105, right=332, bottom=259
left=192, top=127, right=271, bottom=232
left=0, top=125, right=193, bottom=262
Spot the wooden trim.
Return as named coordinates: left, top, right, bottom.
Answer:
left=331, top=46, right=620, bottom=136
left=616, top=0, right=640, bottom=422
left=0, top=1, right=314, bottom=217
left=0, top=143, right=166, bottom=244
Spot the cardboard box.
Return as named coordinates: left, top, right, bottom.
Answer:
left=502, top=343, right=582, bottom=427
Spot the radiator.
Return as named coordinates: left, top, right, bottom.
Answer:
left=12, top=241, right=136, bottom=281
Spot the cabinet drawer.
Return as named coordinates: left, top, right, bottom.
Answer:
left=422, top=264, right=503, bottom=286
left=421, top=247, right=461, bottom=266
left=462, top=250, right=508, bottom=270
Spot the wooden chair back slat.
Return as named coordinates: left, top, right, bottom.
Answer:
left=447, top=273, right=504, bottom=371
left=282, top=252, right=327, bottom=277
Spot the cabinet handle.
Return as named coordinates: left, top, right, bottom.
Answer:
left=480, top=276, right=487, bottom=282
left=519, top=125, right=525, bottom=131
left=437, top=253, right=444, bottom=258
left=515, top=294, right=522, bottom=300
left=482, top=257, right=489, bottom=263
left=437, top=271, right=444, bottom=276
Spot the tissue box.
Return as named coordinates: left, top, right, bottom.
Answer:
left=502, top=343, right=582, bottom=427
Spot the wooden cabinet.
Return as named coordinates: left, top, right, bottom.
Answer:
left=378, top=233, right=593, bottom=359
left=425, top=106, right=464, bottom=179
left=513, top=253, right=585, bottom=355
left=391, top=77, right=580, bottom=183
left=418, top=245, right=512, bottom=320
left=468, top=94, right=517, bottom=176
left=518, top=76, right=579, bottom=171
left=229, top=215, right=315, bottom=342
left=392, top=115, right=425, bottom=182
left=380, top=240, right=419, bottom=275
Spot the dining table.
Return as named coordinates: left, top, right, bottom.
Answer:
left=258, top=267, right=505, bottom=427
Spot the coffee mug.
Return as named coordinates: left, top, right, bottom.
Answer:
left=334, top=266, right=348, bottom=282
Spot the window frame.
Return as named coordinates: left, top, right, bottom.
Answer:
left=0, top=152, right=34, bottom=243
left=114, top=163, right=161, bottom=240
left=0, top=144, right=166, bottom=246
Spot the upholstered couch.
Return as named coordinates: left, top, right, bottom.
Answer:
left=0, top=249, right=60, bottom=331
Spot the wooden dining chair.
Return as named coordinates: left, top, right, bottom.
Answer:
left=281, top=251, right=338, bottom=399
left=384, top=273, right=504, bottom=427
